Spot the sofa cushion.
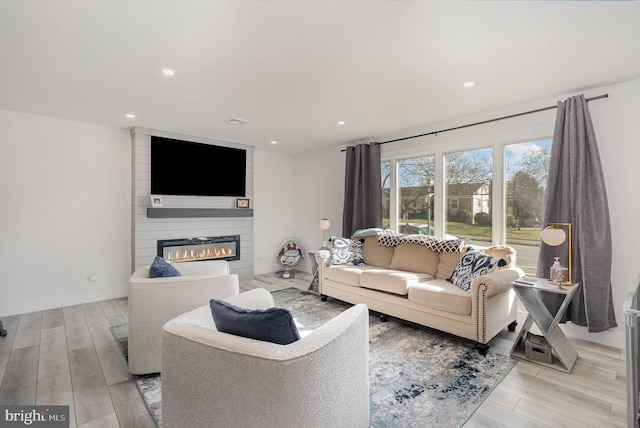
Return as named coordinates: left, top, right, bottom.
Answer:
left=360, top=269, right=434, bottom=295
left=389, top=243, right=439, bottom=276
left=362, top=236, right=395, bottom=269
left=330, top=236, right=364, bottom=266
left=436, top=250, right=466, bottom=280
left=149, top=256, right=181, bottom=278
left=408, top=280, right=472, bottom=315
left=209, top=299, right=300, bottom=345
left=448, top=250, right=507, bottom=292
left=325, top=265, right=376, bottom=287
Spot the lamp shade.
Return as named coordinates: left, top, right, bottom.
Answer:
left=319, top=217, right=331, bottom=231
left=541, top=226, right=566, bottom=246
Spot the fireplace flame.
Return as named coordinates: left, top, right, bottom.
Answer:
left=166, top=245, right=236, bottom=262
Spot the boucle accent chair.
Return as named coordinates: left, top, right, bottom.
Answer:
left=161, top=288, right=370, bottom=428
left=127, top=259, right=239, bottom=375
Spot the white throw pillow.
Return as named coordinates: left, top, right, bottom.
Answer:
left=330, top=236, right=364, bottom=266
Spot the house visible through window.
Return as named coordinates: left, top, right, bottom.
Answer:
left=505, top=138, right=551, bottom=274
left=396, top=156, right=435, bottom=235
left=380, top=137, right=551, bottom=275
left=445, top=148, right=493, bottom=245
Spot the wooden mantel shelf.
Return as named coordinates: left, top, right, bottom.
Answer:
left=146, top=208, right=254, bottom=218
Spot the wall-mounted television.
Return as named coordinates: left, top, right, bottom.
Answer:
left=151, top=136, right=246, bottom=197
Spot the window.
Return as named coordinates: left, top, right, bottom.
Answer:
left=380, top=137, right=551, bottom=269
left=381, top=161, right=391, bottom=229
left=397, top=156, right=435, bottom=235
left=444, top=148, right=493, bottom=245
left=505, top=139, right=551, bottom=274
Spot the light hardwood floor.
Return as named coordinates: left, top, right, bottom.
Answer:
left=0, top=273, right=627, bottom=427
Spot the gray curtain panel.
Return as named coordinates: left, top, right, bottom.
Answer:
left=342, top=143, right=382, bottom=237
left=537, top=94, right=616, bottom=332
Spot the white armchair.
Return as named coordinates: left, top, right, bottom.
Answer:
left=161, top=288, right=370, bottom=428
left=127, top=259, right=239, bottom=375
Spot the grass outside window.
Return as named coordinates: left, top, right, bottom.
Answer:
left=385, top=218, right=541, bottom=245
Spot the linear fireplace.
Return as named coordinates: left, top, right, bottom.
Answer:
left=157, top=236, right=240, bottom=263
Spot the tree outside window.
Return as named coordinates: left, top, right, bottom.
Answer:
left=505, top=139, right=551, bottom=273
left=397, top=156, right=435, bottom=233
left=379, top=138, right=550, bottom=273
left=445, top=148, right=493, bottom=244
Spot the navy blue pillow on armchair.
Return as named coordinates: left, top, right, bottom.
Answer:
left=209, top=299, right=301, bottom=345
left=148, top=256, right=181, bottom=278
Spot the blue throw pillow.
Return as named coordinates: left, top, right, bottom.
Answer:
left=209, top=299, right=301, bottom=345
left=448, top=249, right=506, bottom=292
left=352, top=228, right=384, bottom=238
left=148, top=256, right=181, bottom=278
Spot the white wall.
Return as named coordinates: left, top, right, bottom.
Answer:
left=293, top=78, right=640, bottom=349
left=583, top=78, right=640, bottom=348
left=0, top=110, right=299, bottom=315
left=293, top=145, right=346, bottom=273
left=253, top=146, right=346, bottom=277
left=253, top=150, right=296, bottom=274
left=0, top=109, right=131, bottom=316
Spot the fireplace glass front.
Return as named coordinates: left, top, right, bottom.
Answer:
left=157, top=236, right=240, bottom=263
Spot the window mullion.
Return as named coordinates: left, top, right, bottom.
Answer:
left=493, top=142, right=505, bottom=245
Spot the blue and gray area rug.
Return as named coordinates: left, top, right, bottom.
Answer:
left=111, top=287, right=516, bottom=427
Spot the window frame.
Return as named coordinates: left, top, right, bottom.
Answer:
left=381, top=135, right=551, bottom=248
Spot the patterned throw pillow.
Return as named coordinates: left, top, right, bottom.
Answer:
left=448, top=250, right=506, bottom=291
left=330, top=236, right=365, bottom=266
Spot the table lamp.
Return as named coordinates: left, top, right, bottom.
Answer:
left=540, top=222, right=573, bottom=286
left=320, top=217, right=331, bottom=250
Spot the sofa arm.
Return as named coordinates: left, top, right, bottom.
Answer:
left=470, top=267, right=523, bottom=343
left=316, top=251, right=331, bottom=293
left=471, top=267, right=524, bottom=298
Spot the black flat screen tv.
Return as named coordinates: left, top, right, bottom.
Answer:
left=151, top=136, right=246, bottom=197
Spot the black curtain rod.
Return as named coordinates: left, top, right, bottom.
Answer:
left=342, top=93, right=608, bottom=151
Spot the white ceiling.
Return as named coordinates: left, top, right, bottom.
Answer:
left=2, top=1, right=640, bottom=155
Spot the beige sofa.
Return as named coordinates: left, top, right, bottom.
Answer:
left=318, top=235, right=524, bottom=354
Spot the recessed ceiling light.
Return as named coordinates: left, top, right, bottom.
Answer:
left=463, top=81, right=476, bottom=88
left=161, top=69, right=176, bottom=76
left=125, top=113, right=136, bottom=119
left=337, top=121, right=346, bottom=125
left=270, top=141, right=278, bottom=145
